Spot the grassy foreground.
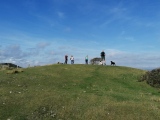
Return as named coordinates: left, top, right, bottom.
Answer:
left=0, top=64, right=160, bottom=120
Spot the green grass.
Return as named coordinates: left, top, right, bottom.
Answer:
left=0, top=64, right=160, bottom=120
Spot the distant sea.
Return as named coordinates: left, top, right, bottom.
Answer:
left=140, top=67, right=160, bottom=71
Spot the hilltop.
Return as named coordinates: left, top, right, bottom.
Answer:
left=0, top=64, right=160, bottom=120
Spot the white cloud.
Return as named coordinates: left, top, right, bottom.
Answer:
left=0, top=42, right=160, bottom=70
left=124, top=37, right=135, bottom=42
left=57, top=11, right=65, bottom=18
left=109, top=7, right=127, bottom=16
left=106, top=49, right=125, bottom=57
left=64, top=27, right=71, bottom=32
left=36, top=42, right=50, bottom=49
left=106, top=51, right=160, bottom=69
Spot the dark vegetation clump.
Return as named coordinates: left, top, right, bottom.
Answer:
left=0, top=63, right=21, bottom=68
left=140, top=68, right=160, bottom=88
left=90, top=57, right=102, bottom=65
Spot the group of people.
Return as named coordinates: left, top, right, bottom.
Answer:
left=64, top=55, right=74, bottom=64
left=64, top=55, right=88, bottom=65
left=64, top=50, right=106, bottom=65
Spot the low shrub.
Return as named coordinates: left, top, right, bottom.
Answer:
left=6, top=69, right=24, bottom=74
left=140, top=68, right=160, bottom=88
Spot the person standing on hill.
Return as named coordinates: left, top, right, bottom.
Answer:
left=100, top=50, right=105, bottom=60
left=100, top=50, right=106, bottom=65
left=70, top=55, right=74, bottom=64
left=85, top=55, right=88, bottom=64
left=64, top=55, right=68, bottom=64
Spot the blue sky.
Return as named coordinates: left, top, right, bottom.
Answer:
left=0, top=0, right=160, bottom=69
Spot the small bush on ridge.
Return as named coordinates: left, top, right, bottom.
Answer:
left=140, top=68, right=160, bottom=88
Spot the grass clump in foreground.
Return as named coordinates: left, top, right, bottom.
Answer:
left=0, top=64, right=160, bottom=120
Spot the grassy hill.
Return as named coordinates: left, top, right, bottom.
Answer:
left=0, top=64, right=160, bottom=120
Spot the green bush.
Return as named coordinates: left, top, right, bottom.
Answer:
left=141, top=68, right=160, bottom=88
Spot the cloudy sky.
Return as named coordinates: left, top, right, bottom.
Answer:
left=0, top=0, right=160, bottom=69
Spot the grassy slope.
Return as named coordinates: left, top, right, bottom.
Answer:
left=0, top=64, right=160, bottom=120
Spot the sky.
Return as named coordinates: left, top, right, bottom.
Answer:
left=0, top=0, right=160, bottom=69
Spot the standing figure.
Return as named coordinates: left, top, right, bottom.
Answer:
left=70, top=55, right=74, bottom=64
left=64, top=55, right=68, bottom=64
left=100, top=50, right=106, bottom=65
left=85, top=55, right=88, bottom=64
